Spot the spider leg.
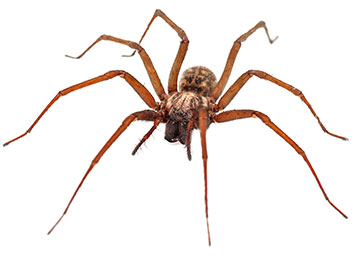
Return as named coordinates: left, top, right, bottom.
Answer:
left=3, top=70, right=156, bottom=146
left=216, top=70, right=347, bottom=140
left=65, top=35, right=166, bottom=100
left=199, top=108, right=211, bottom=246
left=214, top=109, right=348, bottom=219
left=211, top=21, right=278, bottom=100
left=132, top=118, right=161, bottom=155
left=47, top=109, right=161, bottom=234
left=185, top=118, right=195, bottom=161
left=123, top=9, right=189, bottom=94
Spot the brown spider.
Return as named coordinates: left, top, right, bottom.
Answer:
left=4, top=9, right=348, bottom=245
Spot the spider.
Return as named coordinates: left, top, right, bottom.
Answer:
left=4, top=9, right=348, bottom=245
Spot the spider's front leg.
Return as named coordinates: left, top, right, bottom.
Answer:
left=214, top=109, right=347, bottom=219
left=48, top=109, right=162, bottom=234
left=199, top=108, right=211, bottom=246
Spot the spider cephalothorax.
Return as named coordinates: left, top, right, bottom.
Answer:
left=4, top=9, right=347, bottom=245
left=164, top=66, right=214, bottom=146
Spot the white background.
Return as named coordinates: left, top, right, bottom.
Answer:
left=1, top=0, right=354, bottom=259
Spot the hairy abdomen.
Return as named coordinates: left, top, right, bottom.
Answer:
left=179, top=66, right=217, bottom=96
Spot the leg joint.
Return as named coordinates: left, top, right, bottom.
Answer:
left=253, top=111, right=270, bottom=122
left=128, top=41, right=143, bottom=52
left=233, top=38, right=242, bottom=46
left=298, top=149, right=306, bottom=156
left=292, top=87, right=303, bottom=97
left=154, top=9, right=165, bottom=17
left=104, top=70, right=123, bottom=78
left=99, top=34, right=110, bottom=41
left=180, top=36, right=189, bottom=43
left=178, top=29, right=189, bottom=42
left=247, top=70, right=267, bottom=78
left=258, top=21, right=266, bottom=27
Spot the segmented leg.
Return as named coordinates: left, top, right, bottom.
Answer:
left=210, top=21, right=278, bottom=100
left=65, top=35, right=166, bottom=100
left=185, top=118, right=195, bottom=161
left=123, top=9, right=189, bottom=94
left=132, top=118, right=161, bottom=155
left=214, top=109, right=347, bottom=219
left=217, top=70, right=347, bottom=140
left=48, top=110, right=161, bottom=234
left=3, top=70, right=157, bottom=146
left=199, top=108, right=211, bottom=246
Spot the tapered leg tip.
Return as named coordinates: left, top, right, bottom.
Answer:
left=270, top=35, right=279, bottom=44
left=342, top=212, right=348, bottom=219
left=65, top=54, right=78, bottom=59
left=122, top=51, right=136, bottom=58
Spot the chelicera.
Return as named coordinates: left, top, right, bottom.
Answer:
left=4, top=9, right=348, bottom=245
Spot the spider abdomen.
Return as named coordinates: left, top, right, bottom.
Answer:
left=179, top=66, right=217, bottom=96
